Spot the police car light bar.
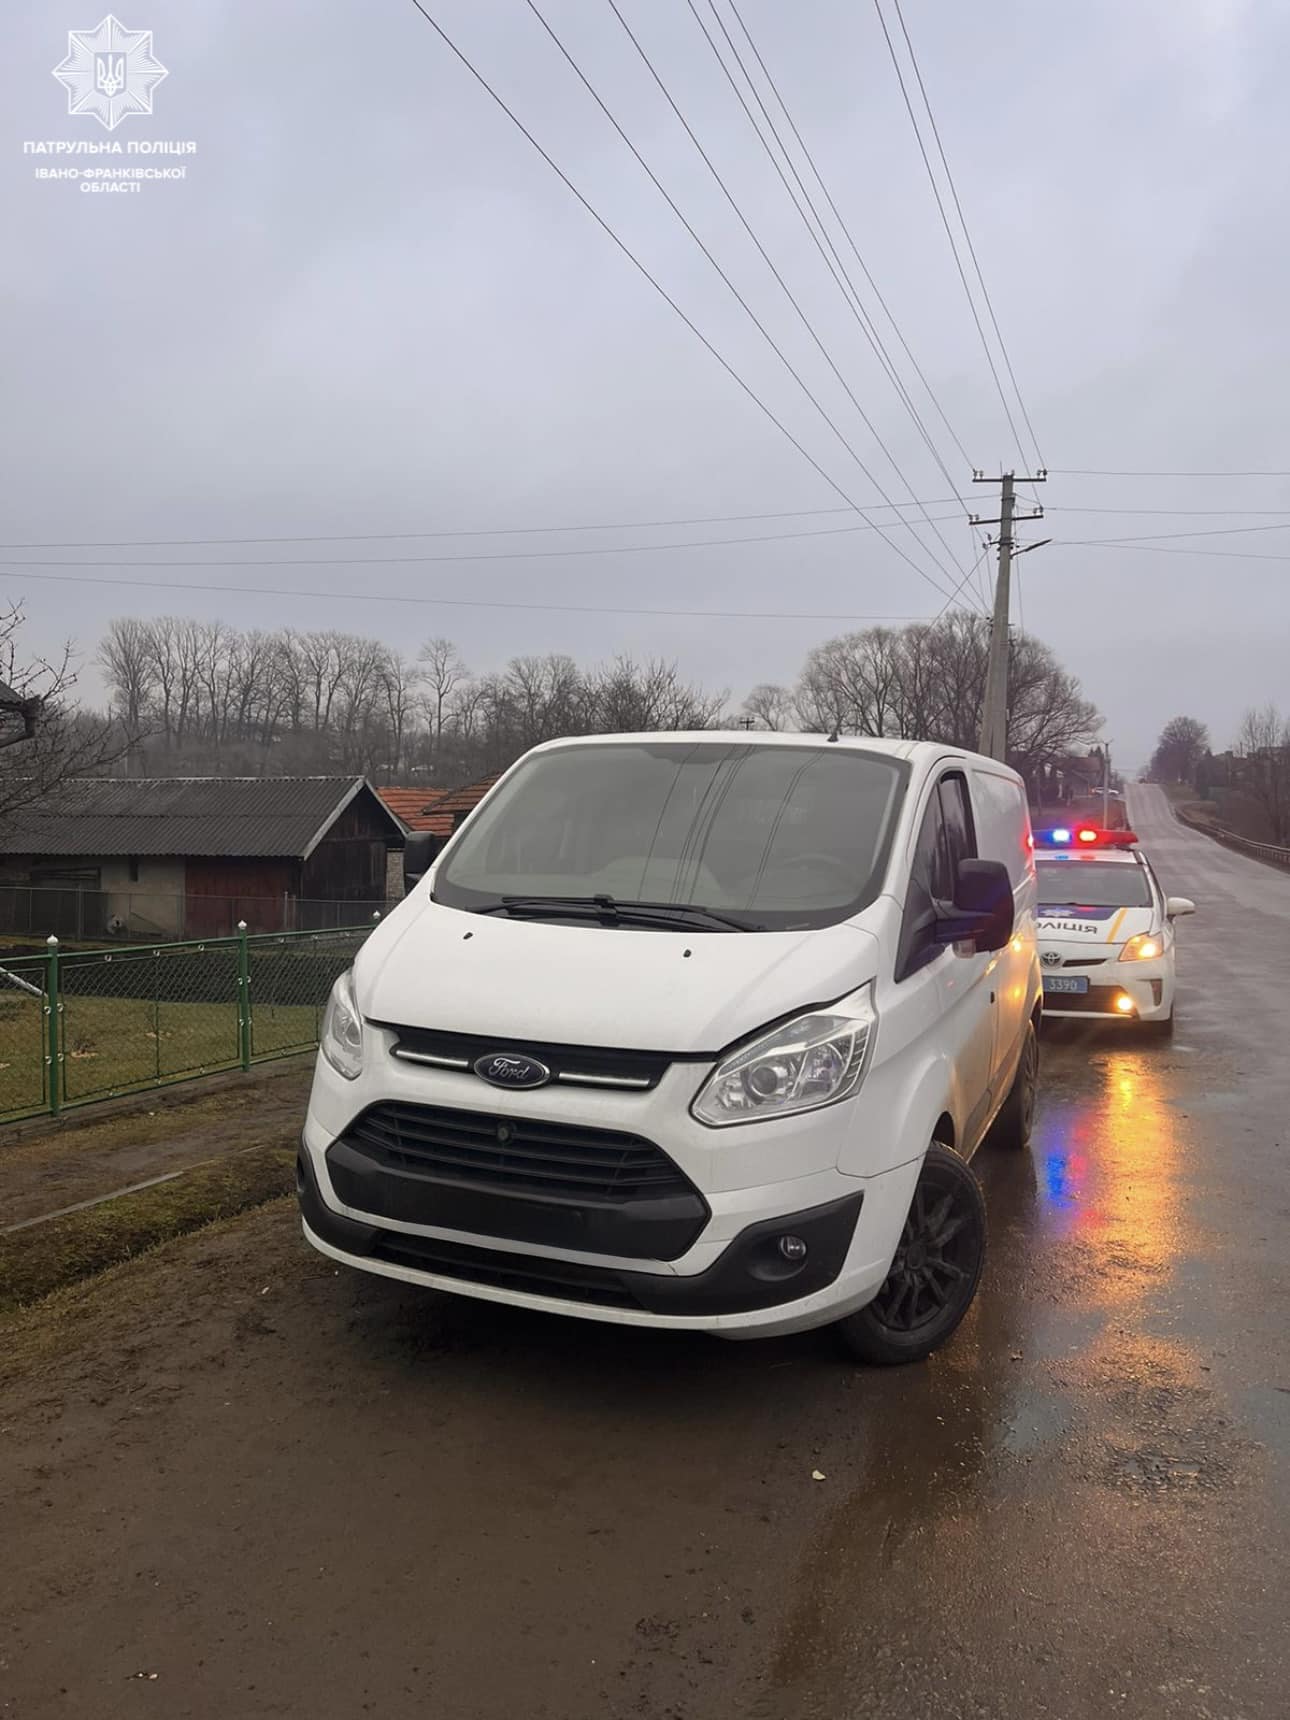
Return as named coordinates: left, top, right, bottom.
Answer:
left=1034, top=825, right=1138, bottom=849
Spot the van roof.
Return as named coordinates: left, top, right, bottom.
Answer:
left=525, top=732, right=1019, bottom=774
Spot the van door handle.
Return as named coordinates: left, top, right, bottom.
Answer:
left=990, top=990, right=996, bottom=1004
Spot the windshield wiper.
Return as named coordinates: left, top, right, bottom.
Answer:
left=471, top=894, right=761, bottom=931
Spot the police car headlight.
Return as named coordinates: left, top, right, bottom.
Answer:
left=320, top=969, right=364, bottom=1080
left=1119, top=933, right=1164, bottom=963
left=692, top=987, right=877, bottom=1127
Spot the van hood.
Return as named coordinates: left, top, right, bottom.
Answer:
left=355, top=897, right=881, bottom=1053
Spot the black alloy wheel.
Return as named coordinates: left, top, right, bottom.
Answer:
left=836, top=1142, right=986, bottom=1366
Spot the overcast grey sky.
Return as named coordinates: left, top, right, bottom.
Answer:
left=5, top=0, right=1288, bottom=768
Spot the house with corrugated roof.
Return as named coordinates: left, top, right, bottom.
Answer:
left=0, top=776, right=404, bottom=940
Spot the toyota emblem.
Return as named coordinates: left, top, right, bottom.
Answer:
left=1041, top=950, right=1062, bottom=968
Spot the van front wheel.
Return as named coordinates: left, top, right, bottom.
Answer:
left=835, top=1142, right=986, bottom=1366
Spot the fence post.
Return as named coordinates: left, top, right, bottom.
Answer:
left=45, top=935, right=61, bottom=1117
left=237, top=920, right=252, bottom=1072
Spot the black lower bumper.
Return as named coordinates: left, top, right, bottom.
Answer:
left=297, top=1147, right=863, bottom=1319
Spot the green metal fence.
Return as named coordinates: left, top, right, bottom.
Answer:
left=0, top=923, right=376, bottom=1126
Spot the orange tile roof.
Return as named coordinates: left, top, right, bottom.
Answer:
left=377, top=786, right=448, bottom=832
left=421, top=773, right=503, bottom=837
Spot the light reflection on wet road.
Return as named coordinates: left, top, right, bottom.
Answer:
left=757, top=786, right=1290, bottom=1718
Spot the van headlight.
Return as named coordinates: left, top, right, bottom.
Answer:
left=692, top=987, right=877, bottom=1127
left=320, top=969, right=364, bottom=1081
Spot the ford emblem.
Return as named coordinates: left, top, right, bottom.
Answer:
left=473, top=1052, right=551, bottom=1089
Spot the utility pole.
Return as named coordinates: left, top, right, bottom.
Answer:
left=1101, top=740, right=1112, bottom=825
left=971, top=470, right=1047, bottom=761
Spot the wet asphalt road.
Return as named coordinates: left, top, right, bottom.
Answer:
left=3, top=784, right=1290, bottom=1719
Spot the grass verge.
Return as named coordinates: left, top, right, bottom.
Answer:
left=0, top=1140, right=293, bottom=1316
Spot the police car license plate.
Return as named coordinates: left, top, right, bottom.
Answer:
left=1043, top=975, right=1089, bottom=995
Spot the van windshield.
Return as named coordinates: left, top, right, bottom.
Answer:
left=433, top=741, right=907, bottom=931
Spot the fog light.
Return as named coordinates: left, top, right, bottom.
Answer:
left=1115, top=994, right=1136, bottom=1015
left=778, top=1234, right=808, bottom=1262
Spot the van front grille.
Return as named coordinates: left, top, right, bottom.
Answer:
left=343, top=1102, right=695, bottom=1203
left=382, top=1025, right=681, bottom=1091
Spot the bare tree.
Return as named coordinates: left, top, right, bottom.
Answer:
left=0, top=604, right=118, bottom=818
left=419, top=637, right=468, bottom=742
left=740, top=683, right=794, bottom=731
left=787, top=615, right=1099, bottom=782
left=97, top=616, right=153, bottom=768
left=1236, top=704, right=1290, bottom=843
left=378, top=652, right=422, bottom=776
left=1149, top=715, right=1210, bottom=785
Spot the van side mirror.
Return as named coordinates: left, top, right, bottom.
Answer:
left=403, top=831, right=446, bottom=891
left=1165, top=895, right=1196, bottom=918
left=933, top=859, right=1014, bottom=953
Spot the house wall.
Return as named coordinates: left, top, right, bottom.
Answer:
left=385, top=850, right=405, bottom=901
left=0, top=855, right=187, bottom=939
left=100, top=856, right=187, bottom=938
left=184, top=857, right=298, bottom=936
left=301, top=791, right=394, bottom=904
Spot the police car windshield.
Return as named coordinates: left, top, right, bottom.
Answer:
left=1037, top=858, right=1151, bottom=908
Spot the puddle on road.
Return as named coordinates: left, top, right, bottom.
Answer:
left=757, top=1038, right=1266, bottom=1713
left=999, top=1383, right=1076, bottom=1455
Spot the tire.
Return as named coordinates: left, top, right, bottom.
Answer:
left=835, top=1142, right=986, bottom=1367
left=989, top=1019, right=1039, bottom=1151
left=1146, top=1009, right=1175, bottom=1040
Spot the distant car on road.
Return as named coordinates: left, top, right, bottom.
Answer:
left=1034, top=824, right=1194, bottom=1036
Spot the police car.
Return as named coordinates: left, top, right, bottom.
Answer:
left=1034, top=824, right=1195, bottom=1035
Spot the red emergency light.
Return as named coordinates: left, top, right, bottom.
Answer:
left=1034, top=824, right=1138, bottom=850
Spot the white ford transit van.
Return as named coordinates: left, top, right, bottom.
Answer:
left=299, top=734, right=1040, bottom=1364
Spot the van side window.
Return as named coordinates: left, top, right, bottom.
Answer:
left=896, top=788, right=952, bottom=980
left=937, top=774, right=977, bottom=875
left=971, top=770, right=1030, bottom=885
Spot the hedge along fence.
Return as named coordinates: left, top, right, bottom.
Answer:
left=0, top=922, right=378, bottom=1125
left=1170, top=802, right=1290, bottom=873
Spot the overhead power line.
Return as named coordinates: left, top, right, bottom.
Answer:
left=0, top=563, right=950, bottom=624
left=9, top=498, right=1287, bottom=555
left=872, top=0, right=1041, bottom=472
left=724, top=0, right=972, bottom=471
left=9, top=498, right=1286, bottom=554
left=403, top=0, right=959, bottom=604
left=933, top=541, right=992, bottom=622
left=0, top=512, right=970, bottom=571
left=1050, top=468, right=1290, bottom=479
left=889, top=0, right=1045, bottom=469
left=522, top=0, right=963, bottom=597
left=691, top=0, right=973, bottom=522
left=1061, top=521, right=1290, bottom=546
left=1058, top=540, right=1290, bottom=565
left=1046, top=504, right=1290, bottom=517
left=601, top=0, right=971, bottom=591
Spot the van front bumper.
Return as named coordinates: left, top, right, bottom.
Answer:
left=299, top=1037, right=927, bottom=1336
left=299, top=1146, right=866, bottom=1325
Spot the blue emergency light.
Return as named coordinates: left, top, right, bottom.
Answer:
left=1034, top=825, right=1138, bottom=850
